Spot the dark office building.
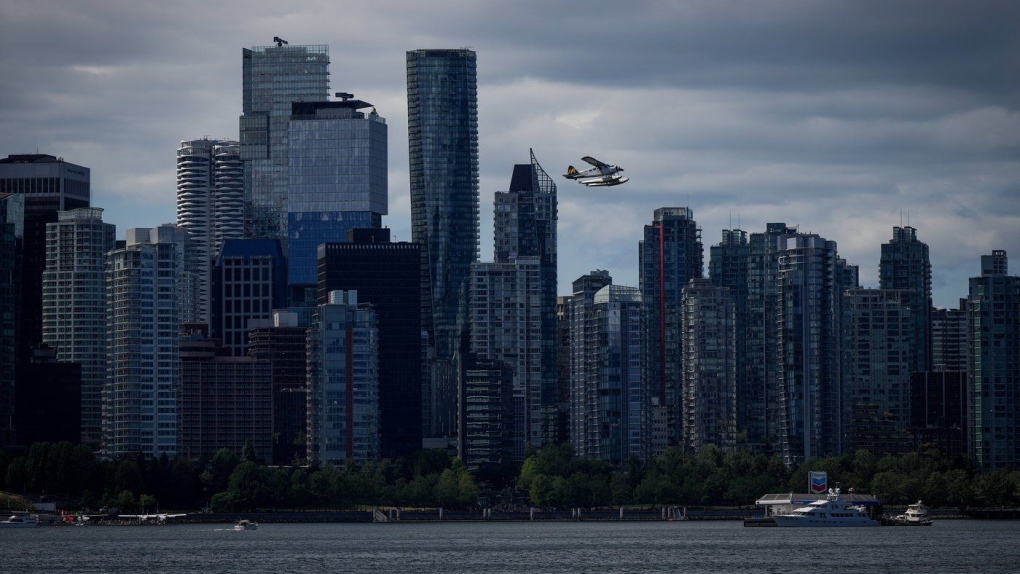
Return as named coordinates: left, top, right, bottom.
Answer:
left=248, top=312, right=310, bottom=465
left=910, top=371, right=967, bottom=459
left=0, top=154, right=90, bottom=367
left=0, top=194, right=23, bottom=447
left=318, top=231, right=423, bottom=458
left=179, top=325, right=273, bottom=461
left=210, top=239, right=288, bottom=357
left=13, top=345, right=82, bottom=447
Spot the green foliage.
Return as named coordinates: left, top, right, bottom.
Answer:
left=4, top=441, right=1020, bottom=511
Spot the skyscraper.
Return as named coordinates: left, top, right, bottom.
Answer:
left=639, top=207, right=703, bottom=447
left=567, top=270, right=613, bottom=457
left=776, top=233, right=855, bottom=465
left=967, top=250, right=1020, bottom=470
left=105, top=226, right=195, bottom=457
left=843, top=289, right=915, bottom=448
left=318, top=231, right=423, bottom=459
left=287, top=95, right=387, bottom=294
left=470, top=257, right=543, bottom=461
left=407, top=48, right=479, bottom=437
left=591, top=284, right=645, bottom=464
left=306, top=290, right=380, bottom=466
left=0, top=194, right=22, bottom=447
left=681, top=278, right=737, bottom=453
left=248, top=311, right=311, bottom=465
left=470, top=153, right=558, bottom=457
left=176, top=138, right=243, bottom=324
left=240, top=41, right=330, bottom=240
left=0, top=154, right=89, bottom=367
left=879, top=226, right=932, bottom=374
left=744, top=222, right=797, bottom=449
left=210, top=238, right=288, bottom=357
left=708, top=229, right=749, bottom=441
left=42, top=207, right=116, bottom=449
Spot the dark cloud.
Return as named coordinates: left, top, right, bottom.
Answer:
left=1, top=0, right=1017, bottom=309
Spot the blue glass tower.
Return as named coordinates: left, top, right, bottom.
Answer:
left=287, top=96, right=387, bottom=292
left=407, top=48, right=479, bottom=436
left=240, top=41, right=329, bottom=240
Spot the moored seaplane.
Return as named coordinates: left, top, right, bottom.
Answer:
left=119, top=512, right=187, bottom=524
left=563, top=156, right=629, bottom=187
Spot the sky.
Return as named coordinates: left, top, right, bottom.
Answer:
left=2, top=0, right=1018, bottom=309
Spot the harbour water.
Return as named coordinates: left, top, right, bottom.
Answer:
left=2, top=519, right=1017, bottom=573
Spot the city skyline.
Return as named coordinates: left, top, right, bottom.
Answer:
left=2, top=1, right=1018, bottom=308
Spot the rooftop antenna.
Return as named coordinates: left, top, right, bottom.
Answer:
left=335, top=92, right=353, bottom=101
left=273, top=36, right=288, bottom=47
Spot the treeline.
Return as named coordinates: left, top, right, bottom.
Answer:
left=519, top=444, right=1020, bottom=508
left=3, top=441, right=1020, bottom=512
left=0, top=442, right=478, bottom=512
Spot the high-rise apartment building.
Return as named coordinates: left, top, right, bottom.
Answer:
left=932, top=300, right=968, bottom=373
left=776, top=233, right=855, bottom=465
left=639, top=207, right=703, bottom=447
left=306, top=290, right=380, bottom=466
left=708, top=229, right=748, bottom=441
left=240, top=41, right=330, bottom=240
left=879, top=226, right=932, bottom=374
left=105, top=226, right=195, bottom=457
left=744, top=222, right=797, bottom=449
left=591, top=284, right=645, bottom=464
left=843, top=289, right=915, bottom=446
left=176, top=138, right=243, bottom=324
left=0, top=154, right=89, bottom=368
left=567, top=270, right=613, bottom=457
left=457, top=353, right=514, bottom=473
left=287, top=96, right=387, bottom=294
left=681, top=278, right=737, bottom=453
left=318, top=231, right=423, bottom=459
left=407, top=48, right=479, bottom=437
left=468, top=154, right=558, bottom=458
left=42, top=207, right=116, bottom=449
left=470, top=257, right=543, bottom=461
left=967, top=250, right=1020, bottom=470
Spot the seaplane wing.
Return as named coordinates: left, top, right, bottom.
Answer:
left=581, top=156, right=610, bottom=169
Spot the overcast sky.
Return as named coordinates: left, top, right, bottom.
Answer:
left=2, top=0, right=1018, bottom=308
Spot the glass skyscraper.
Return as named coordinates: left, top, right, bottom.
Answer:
left=879, top=226, right=932, bottom=374
left=967, top=251, right=1020, bottom=470
left=287, top=97, right=387, bottom=290
left=407, top=48, right=479, bottom=436
left=639, top=207, right=703, bottom=447
left=240, top=42, right=330, bottom=240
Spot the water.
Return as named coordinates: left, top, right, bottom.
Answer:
left=2, top=520, right=1017, bottom=573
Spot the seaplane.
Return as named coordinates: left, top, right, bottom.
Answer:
left=563, top=156, right=629, bottom=187
left=119, top=512, right=187, bottom=524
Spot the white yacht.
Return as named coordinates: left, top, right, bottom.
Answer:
left=772, top=489, right=878, bottom=527
left=896, top=500, right=933, bottom=526
left=0, top=514, right=39, bottom=528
